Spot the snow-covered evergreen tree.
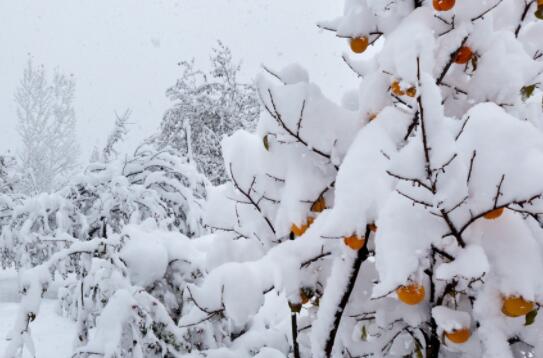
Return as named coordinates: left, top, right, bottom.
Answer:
left=158, top=42, right=260, bottom=185
left=15, top=59, right=80, bottom=195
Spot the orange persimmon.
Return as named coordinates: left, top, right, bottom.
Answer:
left=484, top=207, right=504, bottom=220
left=397, top=283, right=425, bottom=305
left=502, top=296, right=535, bottom=317
left=455, top=46, right=473, bottom=65
left=344, top=235, right=366, bottom=250
left=291, top=217, right=314, bottom=237
left=445, top=328, right=471, bottom=344
left=433, top=0, right=455, bottom=11
left=350, top=37, right=369, bottom=54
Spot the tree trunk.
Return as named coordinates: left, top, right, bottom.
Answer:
left=426, top=319, right=441, bottom=358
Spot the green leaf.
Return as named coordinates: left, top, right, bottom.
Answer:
left=525, top=309, right=538, bottom=326
left=414, top=343, right=423, bottom=358
left=263, top=134, right=270, bottom=151
left=361, top=325, right=368, bottom=341
left=521, top=84, right=536, bottom=101
left=536, top=6, right=543, bottom=20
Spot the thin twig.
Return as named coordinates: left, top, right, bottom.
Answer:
left=515, top=0, right=536, bottom=37
left=471, top=0, right=504, bottom=22
left=437, top=36, right=469, bottom=85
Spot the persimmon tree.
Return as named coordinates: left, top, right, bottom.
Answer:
left=183, top=1, right=543, bottom=358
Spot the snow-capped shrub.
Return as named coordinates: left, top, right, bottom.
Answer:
left=2, top=144, right=209, bottom=357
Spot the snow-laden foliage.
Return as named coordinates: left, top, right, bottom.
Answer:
left=0, top=154, right=24, bottom=269
left=157, top=42, right=260, bottom=185
left=2, top=144, right=209, bottom=357
left=15, top=59, right=80, bottom=195
left=0, top=154, right=19, bottom=195
left=2, top=143, right=207, bottom=268
left=4, top=2, right=543, bottom=358
left=171, top=1, right=543, bottom=358
left=100, top=109, right=131, bottom=163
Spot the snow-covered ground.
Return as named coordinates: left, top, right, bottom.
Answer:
left=0, top=270, right=74, bottom=358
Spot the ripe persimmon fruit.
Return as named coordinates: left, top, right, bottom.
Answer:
left=406, top=86, right=417, bottom=97
left=311, top=196, right=326, bottom=213
left=391, top=81, right=405, bottom=96
left=502, top=296, right=535, bottom=317
left=455, top=46, right=473, bottom=65
left=396, top=283, right=425, bottom=305
left=350, top=37, right=369, bottom=54
left=291, top=217, right=314, bottom=237
left=484, top=207, right=504, bottom=220
left=344, top=235, right=365, bottom=250
left=433, top=0, right=455, bottom=11
left=445, top=328, right=471, bottom=344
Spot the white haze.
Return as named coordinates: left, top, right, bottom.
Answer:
left=0, top=0, right=360, bottom=160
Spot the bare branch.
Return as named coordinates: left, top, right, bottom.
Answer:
left=515, top=0, right=536, bottom=37
left=323, top=225, right=372, bottom=357
left=296, top=100, right=307, bottom=136
left=397, top=190, right=434, bottom=209
left=433, top=153, right=458, bottom=174
left=267, top=89, right=337, bottom=168
left=229, top=163, right=276, bottom=235
left=404, top=111, right=420, bottom=141
left=437, top=36, right=469, bottom=86
left=471, top=0, right=504, bottom=22
left=467, top=151, right=477, bottom=184
left=493, top=174, right=506, bottom=208
left=261, top=64, right=286, bottom=85
left=300, top=250, right=332, bottom=269
left=386, top=170, right=432, bottom=192
left=454, top=116, right=471, bottom=141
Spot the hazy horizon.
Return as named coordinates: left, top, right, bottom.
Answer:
left=1, top=0, right=363, bottom=162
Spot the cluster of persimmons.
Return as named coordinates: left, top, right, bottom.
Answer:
left=349, top=0, right=474, bottom=108
left=286, top=0, right=539, bottom=342
left=290, top=192, right=530, bottom=343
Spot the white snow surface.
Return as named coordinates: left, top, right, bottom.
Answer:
left=0, top=271, right=74, bottom=358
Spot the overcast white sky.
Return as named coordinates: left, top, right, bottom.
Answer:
left=0, top=0, right=360, bottom=160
